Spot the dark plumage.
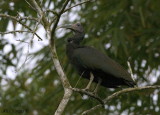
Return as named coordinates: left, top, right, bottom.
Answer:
left=60, top=22, right=136, bottom=88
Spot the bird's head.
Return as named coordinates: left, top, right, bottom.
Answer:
left=57, top=22, right=85, bottom=44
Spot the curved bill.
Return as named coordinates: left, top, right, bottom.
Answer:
left=56, top=25, right=73, bottom=30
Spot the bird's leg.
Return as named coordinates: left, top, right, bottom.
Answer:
left=93, top=78, right=102, bottom=95
left=84, top=72, right=94, bottom=91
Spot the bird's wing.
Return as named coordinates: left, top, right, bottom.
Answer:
left=73, top=47, right=134, bottom=82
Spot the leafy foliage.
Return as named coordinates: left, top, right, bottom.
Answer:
left=0, top=0, right=160, bottom=114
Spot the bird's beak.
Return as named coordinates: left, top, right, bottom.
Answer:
left=57, top=25, right=74, bottom=31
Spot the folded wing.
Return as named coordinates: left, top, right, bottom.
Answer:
left=73, top=47, right=135, bottom=85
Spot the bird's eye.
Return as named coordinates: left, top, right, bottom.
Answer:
left=68, top=39, right=71, bottom=42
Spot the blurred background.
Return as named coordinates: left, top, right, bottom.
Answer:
left=0, top=0, right=160, bottom=114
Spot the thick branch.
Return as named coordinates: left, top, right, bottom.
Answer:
left=28, top=0, right=72, bottom=114
left=72, top=88, right=104, bottom=106
left=82, top=85, right=160, bottom=115
left=47, top=0, right=72, bottom=115
left=50, top=0, right=71, bottom=90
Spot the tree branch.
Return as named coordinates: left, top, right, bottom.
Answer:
left=49, top=0, right=93, bottom=27
left=16, top=13, right=38, bottom=22
left=28, top=0, right=49, bottom=28
left=48, top=0, right=73, bottom=114
left=0, top=30, right=31, bottom=35
left=26, top=2, right=72, bottom=115
left=63, top=0, right=93, bottom=13
left=51, top=0, right=71, bottom=42
left=46, top=9, right=59, bottom=16
left=82, top=85, right=160, bottom=115
left=25, top=2, right=72, bottom=115
left=72, top=88, right=104, bottom=106
left=0, top=14, right=42, bottom=40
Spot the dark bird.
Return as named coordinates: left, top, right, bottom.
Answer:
left=59, top=22, right=136, bottom=93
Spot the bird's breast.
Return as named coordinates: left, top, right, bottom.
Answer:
left=66, top=44, right=75, bottom=60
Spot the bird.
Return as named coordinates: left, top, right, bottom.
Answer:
left=59, top=22, right=136, bottom=93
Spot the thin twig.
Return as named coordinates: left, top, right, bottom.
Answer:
left=74, top=71, right=85, bottom=87
left=15, top=40, right=30, bottom=72
left=127, top=61, right=135, bottom=82
left=46, top=9, right=59, bottom=16
left=28, top=0, right=49, bottom=28
left=25, top=0, right=37, bottom=11
left=0, top=30, right=31, bottom=35
left=17, top=15, right=38, bottom=22
left=82, top=85, right=160, bottom=115
left=50, top=16, right=57, bottom=27
left=30, top=15, right=42, bottom=42
left=64, top=0, right=93, bottom=13
left=49, top=0, right=93, bottom=27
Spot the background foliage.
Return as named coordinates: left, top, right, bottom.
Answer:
left=0, top=0, right=160, bottom=114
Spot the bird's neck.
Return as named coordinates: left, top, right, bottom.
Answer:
left=66, top=42, right=80, bottom=59
left=66, top=33, right=84, bottom=59
left=73, top=32, right=84, bottom=38
left=71, top=33, right=84, bottom=46
left=66, top=36, right=84, bottom=60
